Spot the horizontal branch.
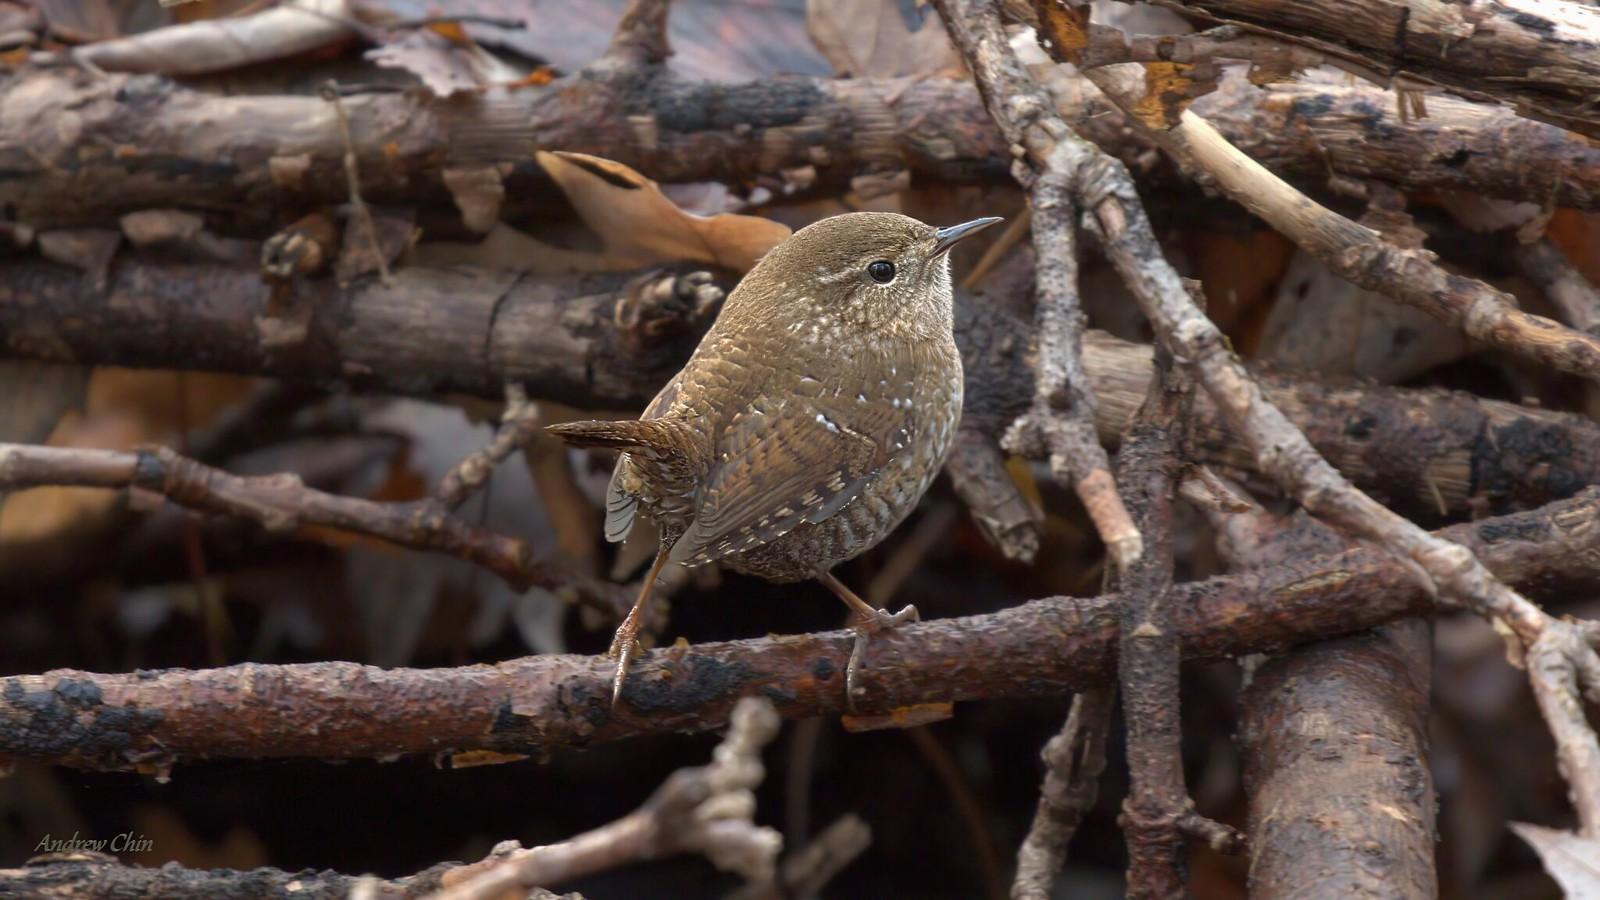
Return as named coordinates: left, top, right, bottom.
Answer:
left=0, top=444, right=619, bottom=607
left=6, top=255, right=1598, bottom=522
left=4, top=487, right=1598, bottom=772
left=1161, top=0, right=1600, bottom=141
left=0, top=854, right=459, bottom=900
left=1, top=56, right=1596, bottom=228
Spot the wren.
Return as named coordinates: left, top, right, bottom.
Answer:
left=549, top=211, right=1001, bottom=705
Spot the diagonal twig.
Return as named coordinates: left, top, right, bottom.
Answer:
left=1021, top=0, right=1600, bottom=837
left=429, top=697, right=782, bottom=899
left=319, top=78, right=390, bottom=284
left=434, top=383, right=543, bottom=511
left=1012, top=686, right=1114, bottom=899
left=929, top=0, right=1142, bottom=572
left=0, top=440, right=626, bottom=615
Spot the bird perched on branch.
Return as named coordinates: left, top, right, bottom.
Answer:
left=550, top=211, right=1000, bottom=705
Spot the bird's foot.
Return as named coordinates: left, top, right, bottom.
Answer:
left=606, top=623, right=641, bottom=709
left=846, top=604, right=919, bottom=709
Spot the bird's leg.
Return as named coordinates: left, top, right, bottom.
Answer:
left=817, top=570, right=919, bottom=707
left=609, top=547, right=672, bottom=708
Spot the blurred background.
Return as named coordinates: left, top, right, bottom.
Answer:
left=2, top=0, right=1598, bottom=896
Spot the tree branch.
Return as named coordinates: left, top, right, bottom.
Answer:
left=431, top=697, right=782, bottom=899
left=1189, top=478, right=1437, bottom=897
left=1154, top=0, right=1600, bottom=141
left=1114, top=326, right=1241, bottom=897
left=934, top=0, right=1140, bottom=569
left=0, top=853, right=470, bottom=900
left=0, top=442, right=626, bottom=615
left=1011, top=687, right=1114, bottom=899
left=3, top=40, right=1595, bottom=230
left=4, top=488, right=1599, bottom=773
left=6, top=255, right=1600, bottom=525
left=1052, top=28, right=1600, bottom=385
left=1030, top=0, right=1600, bottom=834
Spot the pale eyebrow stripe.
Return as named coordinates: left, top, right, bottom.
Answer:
left=816, top=264, right=858, bottom=284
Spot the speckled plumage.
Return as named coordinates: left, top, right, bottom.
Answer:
left=603, top=212, right=964, bottom=579
left=549, top=211, right=998, bottom=703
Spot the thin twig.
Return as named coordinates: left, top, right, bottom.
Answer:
left=1516, top=239, right=1600, bottom=337
left=319, top=79, right=389, bottom=283
left=929, top=0, right=1142, bottom=572
left=1114, top=330, right=1240, bottom=897
left=429, top=697, right=782, bottom=899
left=1024, top=1, right=1600, bottom=836
left=725, top=815, right=871, bottom=900
left=435, top=383, right=542, bottom=511
left=1012, top=687, right=1114, bottom=899
left=0, top=442, right=622, bottom=611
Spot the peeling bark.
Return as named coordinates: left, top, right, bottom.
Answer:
left=1163, top=0, right=1600, bottom=140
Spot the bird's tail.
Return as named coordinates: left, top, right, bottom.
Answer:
left=545, top=418, right=684, bottom=453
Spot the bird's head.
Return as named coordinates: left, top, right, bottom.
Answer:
left=724, top=211, right=1001, bottom=340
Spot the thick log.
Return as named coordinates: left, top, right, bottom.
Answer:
left=4, top=255, right=1598, bottom=522
left=1165, top=0, right=1600, bottom=140
left=1, top=488, right=1597, bottom=772
left=1, top=60, right=1596, bottom=229
left=1209, top=504, right=1437, bottom=899
left=1241, top=623, right=1437, bottom=899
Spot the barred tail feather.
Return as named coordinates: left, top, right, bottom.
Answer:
left=545, top=419, right=680, bottom=452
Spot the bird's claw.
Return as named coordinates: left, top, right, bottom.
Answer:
left=846, top=603, right=919, bottom=710
left=607, top=627, right=641, bottom=708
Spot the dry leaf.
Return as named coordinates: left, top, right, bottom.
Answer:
left=1511, top=822, right=1600, bottom=899
left=806, top=0, right=964, bottom=78
left=367, top=27, right=527, bottom=97
left=537, top=151, right=791, bottom=274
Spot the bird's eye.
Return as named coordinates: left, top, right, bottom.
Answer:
left=866, top=260, right=896, bottom=284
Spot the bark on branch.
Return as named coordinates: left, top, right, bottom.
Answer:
left=1029, top=0, right=1600, bottom=833
left=4, top=487, right=1599, bottom=773
left=0, top=443, right=622, bottom=614
left=2, top=49, right=1597, bottom=229
left=7, top=256, right=1600, bottom=530
left=1158, top=0, right=1600, bottom=141
left=1194, top=484, right=1437, bottom=898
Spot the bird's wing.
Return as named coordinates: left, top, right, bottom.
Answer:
left=604, top=371, right=685, bottom=543
left=666, top=348, right=919, bottom=568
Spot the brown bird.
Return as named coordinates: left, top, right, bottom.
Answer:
left=549, top=211, right=1000, bottom=704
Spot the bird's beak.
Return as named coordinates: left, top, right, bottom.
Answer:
left=932, top=216, right=1003, bottom=256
